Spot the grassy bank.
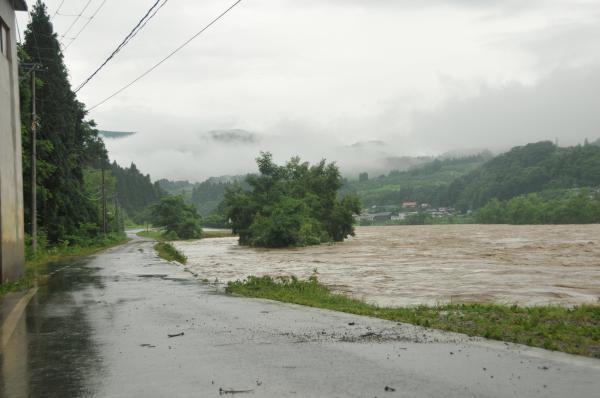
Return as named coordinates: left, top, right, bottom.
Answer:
left=154, top=242, right=187, bottom=264
left=137, top=229, right=164, bottom=240
left=227, top=275, right=600, bottom=358
left=137, top=229, right=187, bottom=264
left=1, top=234, right=129, bottom=297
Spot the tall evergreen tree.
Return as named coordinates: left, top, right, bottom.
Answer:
left=110, top=162, right=165, bottom=222
left=20, top=1, right=108, bottom=243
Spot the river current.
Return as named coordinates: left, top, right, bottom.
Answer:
left=174, top=225, right=600, bottom=307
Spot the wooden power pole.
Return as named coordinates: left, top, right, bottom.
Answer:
left=102, top=166, right=107, bottom=236
left=31, top=68, right=37, bottom=254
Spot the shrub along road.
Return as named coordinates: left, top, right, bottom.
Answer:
left=1, top=233, right=598, bottom=397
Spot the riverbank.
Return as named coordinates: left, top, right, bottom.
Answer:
left=0, top=234, right=129, bottom=297
left=227, top=275, right=600, bottom=358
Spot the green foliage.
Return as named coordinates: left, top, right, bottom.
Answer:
left=20, top=2, right=109, bottom=243
left=475, top=189, right=600, bottom=224
left=154, top=242, right=187, bottom=264
left=227, top=275, right=600, bottom=358
left=448, top=141, right=600, bottom=211
left=223, top=153, right=361, bottom=247
left=110, top=162, right=166, bottom=223
left=151, top=196, right=203, bottom=240
left=342, top=154, right=490, bottom=208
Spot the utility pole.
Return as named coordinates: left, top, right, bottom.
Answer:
left=31, top=68, right=38, bottom=254
left=102, top=166, right=107, bottom=236
left=22, top=62, right=45, bottom=254
left=114, top=196, right=118, bottom=233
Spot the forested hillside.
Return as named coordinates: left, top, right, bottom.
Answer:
left=157, top=179, right=194, bottom=196
left=158, top=176, right=246, bottom=217
left=341, top=154, right=492, bottom=208
left=446, top=141, right=600, bottom=211
left=111, top=163, right=165, bottom=222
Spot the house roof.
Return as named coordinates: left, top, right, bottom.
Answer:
left=12, top=0, right=28, bottom=11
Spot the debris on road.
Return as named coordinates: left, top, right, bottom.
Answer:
left=168, top=332, right=185, bottom=338
left=384, top=386, right=396, bottom=392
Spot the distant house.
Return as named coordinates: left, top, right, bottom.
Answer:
left=354, top=213, right=375, bottom=222
left=402, top=201, right=418, bottom=209
left=372, top=212, right=393, bottom=222
left=391, top=213, right=407, bottom=221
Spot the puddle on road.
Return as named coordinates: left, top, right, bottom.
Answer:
left=174, top=225, right=600, bottom=307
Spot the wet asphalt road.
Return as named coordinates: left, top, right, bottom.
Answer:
left=1, top=234, right=599, bottom=397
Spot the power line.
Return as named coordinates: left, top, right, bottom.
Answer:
left=63, top=0, right=108, bottom=51
left=52, top=0, right=67, bottom=20
left=122, top=0, right=169, bottom=49
left=74, top=0, right=166, bottom=93
left=88, top=0, right=244, bottom=111
left=60, top=0, right=94, bottom=41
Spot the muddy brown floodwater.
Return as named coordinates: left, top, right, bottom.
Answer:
left=174, top=225, right=600, bottom=307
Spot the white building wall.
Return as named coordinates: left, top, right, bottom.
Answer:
left=0, top=0, right=25, bottom=283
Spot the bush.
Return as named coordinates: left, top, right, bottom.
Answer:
left=150, top=196, right=203, bottom=240
left=223, top=153, right=361, bottom=248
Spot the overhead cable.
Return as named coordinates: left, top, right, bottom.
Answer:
left=74, top=0, right=166, bottom=93
left=60, top=0, right=94, bottom=41
left=51, top=0, right=67, bottom=20
left=63, top=0, right=108, bottom=51
left=88, top=0, right=244, bottom=111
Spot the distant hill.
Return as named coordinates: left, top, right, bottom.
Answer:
left=158, top=176, right=246, bottom=216
left=341, top=153, right=491, bottom=208
left=99, top=130, right=136, bottom=139
left=446, top=141, right=600, bottom=210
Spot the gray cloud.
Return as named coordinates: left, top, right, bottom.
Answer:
left=404, top=66, right=600, bottom=153
left=20, top=0, right=600, bottom=181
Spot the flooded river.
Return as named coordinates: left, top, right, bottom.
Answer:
left=174, top=225, right=600, bottom=307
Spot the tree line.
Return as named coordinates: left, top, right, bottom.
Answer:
left=475, top=190, right=600, bottom=225
left=19, top=2, right=164, bottom=248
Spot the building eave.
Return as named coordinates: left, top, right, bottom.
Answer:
left=12, top=0, right=28, bottom=11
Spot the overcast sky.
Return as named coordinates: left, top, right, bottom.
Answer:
left=18, top=0, right=600, bottom=181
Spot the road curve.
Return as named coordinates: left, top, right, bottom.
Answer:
left=1, top=234, right=598, bottom=397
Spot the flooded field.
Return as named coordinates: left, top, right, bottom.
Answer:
left=174, top=225, right=600, bottom=307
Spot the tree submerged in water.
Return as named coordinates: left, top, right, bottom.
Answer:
left=223, top=153, right=361, bottom=248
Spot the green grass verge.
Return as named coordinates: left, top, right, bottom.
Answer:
left=154, top=242, right=187, bottom=264
left=137, top=229, right=165, bottom=240
left=1, top=234, right=129, bottom=297
left=226, top=274, right=600, bottom=358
